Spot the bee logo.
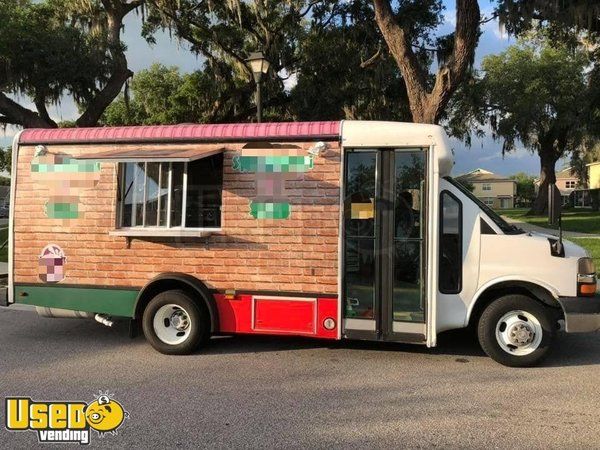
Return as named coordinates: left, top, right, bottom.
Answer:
left=85, top=393, right=129, bottom=436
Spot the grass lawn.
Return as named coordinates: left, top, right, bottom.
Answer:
left=570, top=238, right=600, bottom=275
left=0, top=227, right=7, bottom=263
left=500, top=208, right=600, bottom=235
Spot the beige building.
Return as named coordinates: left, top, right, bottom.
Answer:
left=535, top=166, right=581, bottom=206
left=457, top=168, right=516, bottom=209
left=571, top=161, right=600, bottom=208
left=587, top=162, right=600, bottom=190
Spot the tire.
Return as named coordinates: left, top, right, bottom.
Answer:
left=477, top=294, right=555, bottom=367
left=142, top=289, right=210, bottom=355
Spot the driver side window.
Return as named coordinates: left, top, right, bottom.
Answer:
left=439, top=191, right=462, bottom=294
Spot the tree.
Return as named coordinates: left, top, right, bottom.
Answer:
left=142, top=0, right=316, bottom=122
left=0, top=0, right=142, bottom=129
left=371, top=0, right=481, bottom=124
left=115, top=1, right=414, bottom=123
left=464, top=39, right=592, bottom=215
left=103, top=63, right=257, bottom=125
left=510, top=172, right=536, bottom=207
left=104, top=64, right=186, bottom=125
left=290, top=1, right=410, bottom=121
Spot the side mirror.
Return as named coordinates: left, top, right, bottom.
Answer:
left=548, top=183, right=562, bottom=226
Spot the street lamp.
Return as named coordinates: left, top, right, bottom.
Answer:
left=246, top=51, right=270, bottom=123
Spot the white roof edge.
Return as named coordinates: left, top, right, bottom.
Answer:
left=340, top=121, right=447, bottom=147
left=340, top=121, right=453, bottom=176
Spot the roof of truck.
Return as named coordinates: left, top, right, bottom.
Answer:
left=18, top=121, right=341, bottom=145
left=16, top=120, right=453, bottom=176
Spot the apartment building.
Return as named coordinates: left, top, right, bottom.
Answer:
left=456, top=168, right=516, bottom=209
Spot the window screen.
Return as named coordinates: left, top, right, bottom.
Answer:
left=118, top=153, right=223, bottom=229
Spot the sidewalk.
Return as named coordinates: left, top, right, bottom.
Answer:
left=503, top=216, right=600, bottom=239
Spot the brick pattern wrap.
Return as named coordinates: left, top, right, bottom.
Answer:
left=14, top=141, right=341, bottom=294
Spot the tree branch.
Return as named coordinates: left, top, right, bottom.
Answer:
left=76, top=0, right=136, bottom=126
left=428, top=0, right=480, bottom=122
left=360, top=44, right=383, bottom=68
left=480, top=12, right=498, bottom=25
left=0, top=92, right=56, bottom=128
left=34, top=95, right=54, bottom=126
left=372, top=0, right=429, bottom=118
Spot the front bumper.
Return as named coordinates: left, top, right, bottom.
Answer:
left=557, top=296, right=600, bottom=333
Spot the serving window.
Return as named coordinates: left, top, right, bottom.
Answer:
left=116, top=153, right=224, bottom=231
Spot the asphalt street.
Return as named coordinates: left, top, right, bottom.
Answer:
left=1, top=304, right=599, bottom=449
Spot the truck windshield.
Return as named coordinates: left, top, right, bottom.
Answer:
left=444, top=176, right=525, bottom=235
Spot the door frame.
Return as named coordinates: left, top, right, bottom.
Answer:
left=340, top=146, right=431, bottom=344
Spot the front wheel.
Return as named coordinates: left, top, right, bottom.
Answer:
left=142, top=289, right=210, bottom=355
left=478, top=295, right=556, bottom=367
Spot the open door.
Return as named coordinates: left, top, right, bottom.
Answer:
left=342, top=148, right=427, bottom=342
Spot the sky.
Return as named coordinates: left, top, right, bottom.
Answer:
left=1, top=0, right=558, bottom=177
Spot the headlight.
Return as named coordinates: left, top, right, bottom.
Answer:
left=577, top=257, right=597, bottom=297
left=578, top=257, right=596, bottom=275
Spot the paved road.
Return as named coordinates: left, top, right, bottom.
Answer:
left=1, top=305, right=599, bottom=449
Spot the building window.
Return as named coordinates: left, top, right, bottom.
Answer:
left=566, top=180, right=576, bottom=189
left=439, top=191, right=462, bottom=294
left=482, top=183, right=492, bottom=191
left=118, top=154, right=223, bottom=229
left=483, top=197, right=494, bottom=207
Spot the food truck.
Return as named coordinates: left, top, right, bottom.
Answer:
left=3, top=121, right=599, bottom=366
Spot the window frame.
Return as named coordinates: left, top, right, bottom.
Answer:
left=439, top=190, right=463, bottom=295
left=113, top=159, right=223, bottom=237
left=482, top=183, right=492, bottom=191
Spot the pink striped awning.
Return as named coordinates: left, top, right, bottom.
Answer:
left=19, top=121, right=341, bottom=145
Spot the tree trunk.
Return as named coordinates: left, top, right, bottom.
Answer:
left=372, top=0, right=480, bottom=124
left=530, top=150, right=558, bottom=216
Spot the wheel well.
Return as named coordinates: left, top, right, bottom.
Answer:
left=134, top=274, right=218, bottom=333
left=468, top=281, right=562, bottom=328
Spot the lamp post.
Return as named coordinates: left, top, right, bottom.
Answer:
left=246, top=51, right=270, bottom=123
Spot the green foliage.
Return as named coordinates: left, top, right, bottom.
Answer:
left=0, top=0, right=112, bottom=110
left=105, top=2, right=416, bottom=124
left=104, top=64, right=182, bottom=125
left=481, top=40, right=589, bottom=155
left=448, top=35, right=598, bottom=212
left=509, top=172, right=536, bottom=206
left=103, top=63, right=256, bottom=125
left=142, top=0, right=312, bottom=122
left=0, top=147, right=11, bottom=174
left=495, top=0, right=600, bottom=35
left=451, top=37, right=593, bottom=157
left=290, top=2, right=410, bottom=121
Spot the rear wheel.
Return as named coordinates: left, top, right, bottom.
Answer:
left=142, top=290, right=210, bottom=355
left=478, top=295, right=555, bottom=367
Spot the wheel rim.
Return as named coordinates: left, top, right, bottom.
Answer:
left=152, top=304, right=192, bottom=345
left=495, top=310, right=543, bottom=356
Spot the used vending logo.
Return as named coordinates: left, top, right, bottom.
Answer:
left=4, top=392, right=129, bottom=445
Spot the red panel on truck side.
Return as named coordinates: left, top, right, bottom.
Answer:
left=214, top=294, right=338, bottom=339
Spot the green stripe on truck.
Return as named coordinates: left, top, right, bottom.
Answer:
left=14, top=285, right=139, bottom=317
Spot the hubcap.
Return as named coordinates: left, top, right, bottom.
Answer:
left=495, top=310, right=543, bottom=356
left=153, top=304, right=192, bottom=345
